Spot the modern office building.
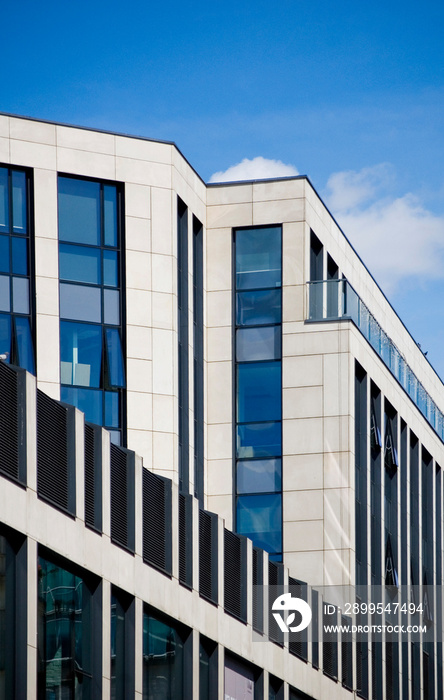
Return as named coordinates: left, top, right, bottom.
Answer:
left=0, top=112, right=443, bottom=699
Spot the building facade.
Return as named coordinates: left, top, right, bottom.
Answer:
left=0, top=113, right=443, bottom=698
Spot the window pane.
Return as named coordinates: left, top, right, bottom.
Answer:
left=103, top=249, right=118, bottom=286
left=236, top=227, right=281, bottom=290
left=0, top=314, right=11, bottom=360
left=11, top=237, right=27, bottom=275
left=0, top=236, right=9, bottom=273
left=60, top=283, right=101, bottom=322
left=12, top=171, right=27, bottom=233
left=105, top=328, right=125, bottom=387
left=61, top=386, right=103, bottom=424
left=59, top=243, right=101, bottom=284
left=236, top=493, right=282, bottom=554
left=109, top=430, right=121, bottom=446
left=143, top=613, right=184, bottom=698
left=104, top=185, right=117, bottom=247
left=236, top=326, right=281, bottom=362
left=104, top=289, right=120, bottom=325
left=58, top=177, right=101, bottom=245
left=60, top=321, right=102, bottom=387
left=15, top=316, right=35, bottom=374
left=237, top=361, right=281, bottom=422
left=236, top=288, right=281, bottom=326
left=237, top=458, right=281, bottom=494
left=12, top=277, right=29, bottom=313
left=0, top=276, right=10, bottom=312
left=0, top=168, right=9, bottom=231
left=105, top=391, right=120, bottom=428
left=236, top=421, right=281, bottom=458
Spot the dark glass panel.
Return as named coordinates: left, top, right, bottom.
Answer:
left=60, top=321, right=102, bottom=387
left=59, top=243, right=101, bottom=285
left=11, top=171, right=27, bottom=233
left=12, top=277, right=29, bottom=314
left=0, top=236, right=9, bottom=273
left=11, top=237, right=27, bottom=275
left=236, top=288, right=281, bottom=326
left=105, top=392, right=120, bottom=428
left=236, top=326, right=281, bottom=362
left=104, top=186, right=118, bottom=247
left=236, top=493, right=282, bottom=554
left=105, top=328, right=125, bottom=387
left=60, top=283, right=101, bottom=322
left=0, top=168, right=8, bottom=231
left=103, top=249, right=118, bottom=287
left=15, top=316, right=35, bottom=374
left=199, top=641, right=210, bottom=700
left=236, top=421, right=281, bottom=459
left=111, top=593, right=125, bottom=700
left=61, top=386, right=103, bottom=425
left=237, top=458, right=281, bottom=494
left=0, top=276, right=10, bottom=312
left=104, top=289, right=120, bottom=325
left=235, top=227, right=281, bottom=289
left=237, top=361, right=281, bottom=423
left=143, top=613, right=184, bottom=699
left=109, top=430, right=121, bottom=446
left=0, top=314, right=11, bottom=360
left=58, top=177, right=101, bottom=245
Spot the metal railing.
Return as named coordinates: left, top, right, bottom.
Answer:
left=307, top=279, right=444, bottom=442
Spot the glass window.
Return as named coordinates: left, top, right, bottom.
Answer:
left=236, top=421, right=281, bottom=459
left=236, top=227, right=281, bottom=290
left=61, top=386, right=103, bottom=425
left=0, top=276, right=10, bottom=312
left=237, top=362, right=281, bottom=423
left=0, top=314, right=11, bottom=358
left=237, top=458, right=281, bottom=494
left=58, top=177, right=101, bottom=245
left=11, top=171, right=27, bottom=233
left=105, top=328, right=125, bottom=387
left=104, top=185, right=118, bottom=247
left=143, top=612, right=185, bottom=699
left=59, top=243, right=101, bottom=284
left=236, top=493, right=282, bottom=554
left=236, top=288, right=281, bottom=326
left=104, top=289, right=120, bottom=325
left=225, top=656, right=255, bottom=700
left=60, top=321, right=102, bottom=387
left=11, top=237, right=27, bottom=275
left=236, top=326, right=281, bottom=362
left=15, top=317, right=35, bottom=374
left=0, top=168, right=8, bottom=231
left=12, top=277, right=29, bottom=314
left=105, top=392, right=120, bottom=428
left=60, top=283, right=101, bottom=322
left=103, top=249, right=118, bottom=286
left=0, top=236, right=9, bottom=273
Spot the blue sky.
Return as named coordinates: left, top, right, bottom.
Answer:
left=3, top=0, right=444, bottom=377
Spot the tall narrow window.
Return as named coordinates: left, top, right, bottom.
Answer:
left=178, top=198, right=189, bottom=493
left=309, top=230, right=323, bottom=319
left=0, top=167, right=35, bottom=374
left=193, top=216, right=204, bottom=505
left=234, top=226, right=282, bottom=560
left=143, top=608, right=191, bottom=699
left=58, top=176, right=125, bottom=445
left=111, top=587, right=135, bottom=699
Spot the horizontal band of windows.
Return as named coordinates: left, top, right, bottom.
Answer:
left=237, top=458, right=281, bottom=494
left=236, top=326, right=281, bottom=362
left=59, top=243, right=118, bottom=287
left=60, top=283, right=120, bottom=325
left=0, top=235, right=28, bottom=275
left=58, top=177, right=118, bottom=247
left=0, top=169, right=27, bottom=234
left=237, top=361, right=281, bottom=423
left=236, top=288, right=281, bottom=326
left=60, top=321, right=125, bottom=388
left=0, top=313, right=35, bottom=374
left=0, top=276, right=30, bottom=314
left=236, top=421, right=281, bottom=459
left=236, top=493, right=282, bottom=555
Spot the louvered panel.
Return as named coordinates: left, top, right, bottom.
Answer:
left=110, top=443, right=128, bottom=549
left=252, top=547, right=263, bottom=634
left=386, top=637, right=393, bottom=700
left=37, top=389, right=69, bottom=511
left=178, top=492, right=192, bottom=587
left=341, top=616, right=353, bottom=690
left=323, top=603, right=338, bottom=680
left=199, top=509, right=217, bottom=604
left=0, top=362, right=19, bottom=481
left=268, top=561, right=283, bottom=646
left=143, top=468, right=171, bottom=575
left=224, top=529, right=246, bottom=621
left=84, top=424, right=95, bottom=529
left=288, top=578, right=307, bottom=661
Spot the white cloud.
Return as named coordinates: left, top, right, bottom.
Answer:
left=324, top=165, right=444, bottom=294
left=209, top=156, right=298, bottom=183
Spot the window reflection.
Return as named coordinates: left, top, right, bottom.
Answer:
left=143, top=611, right=186, bottom=700
left=237, top=494, right=282, bottom=554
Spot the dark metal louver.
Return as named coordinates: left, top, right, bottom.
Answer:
left=199, top=509, right=218, bottom=604
left=142, top=468, right=172, bottom=575
left=288, top=578, right=308, bottom=661
left=341, top=616, right=353, bottom=690
left=110, top=444, right=135, bottom=553
left=37, top=389, right=74, bottom=513
left=84, top=423, right=102, bottom=532
left=178, top=491, right=192, bottom=588
left=0, top=362, right=25, bottom=483
left=268, top=560, right=284, bottom=646
left=252, top=547, right=264, bottom=634
left=323, top=603, right=338, bottom=680
left=224, top=529, right=247, bottom=622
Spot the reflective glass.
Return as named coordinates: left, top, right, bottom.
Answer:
left=0, top=276, right=10, bottom=312
left=0, top=236, right=9, bottom=273
left=104, top=289, right=120, bottom=325
left=61, top=386, right=103, bottom=425
left=104, top=185, right=118, bottom=247
left=235, top=227, right=281, bottom=290
left=60, top=283, right=101, bottom=322
left=143, top=613, right=184, bottom=699
left=105, top=391, right=120, bottom=428
left=105, top=328, right=125, bottom=387
left=237, top=361, right=281, bottom=422
left=11, top=171, right=26, bottom=233
left=58, top=177, right=101, bottom=245
left=236, top=493, right=282, bottom=554
left=0, top=314, right=11, bottom=360
left=15, top=316, right=35, bottom=374
left=12, top=277, right=29, bottom=314
left=111, top=593, right=125, bottom=700
left=236, top=288, right=281, bottom=326
left=236, top=421, right=281, bottom=458
left=103, top=249, right=118, bottom=286
left=237, top=458, right=281, bottom=494
left=59, top=243, right=101, bottom=284
left=236, top=326, right=281, bottom=362
left=109, top=430, right=121, bottom=446
left=0, top=169, right=9, bottom=231
left=11, top=237, right=27, bottom=275
left=60, top=321, right=102, bottom=387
